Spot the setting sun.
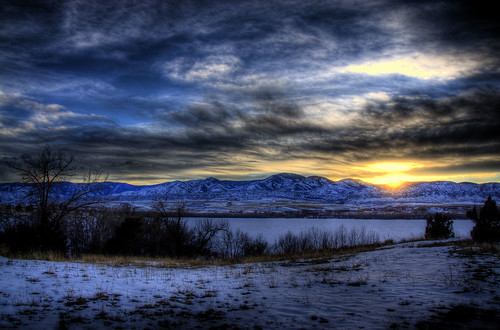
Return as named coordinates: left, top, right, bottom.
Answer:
left=366, top=174, right=414, bottom=188
left=358, top=162, right=425, bottom=187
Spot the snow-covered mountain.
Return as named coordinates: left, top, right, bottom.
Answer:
left=1, top=173, right=499, bottom=206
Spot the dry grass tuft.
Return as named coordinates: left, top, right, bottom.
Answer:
left=0, top=248, right=67, bottom=262
left=451, top=240, right=500, bottom=257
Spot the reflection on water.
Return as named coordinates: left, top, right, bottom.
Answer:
left=187, top=218, right=474, bottom=243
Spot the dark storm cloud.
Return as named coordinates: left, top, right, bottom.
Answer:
left=1, top=88, right=325, bottom=181
left=2, top=1, right=498, bottom=100
left=164, top=88, right=331, bottom=149
left=111, top=87, right=500, bottom=160
left=398, top=0, right=500, bottom=52
left=305, top=87, right=500, bottom=158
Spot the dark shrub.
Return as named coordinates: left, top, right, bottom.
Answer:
left=0, top=222, right=66, bottom=254
left=425, top=213, right=454, bottom=240
left=467, top=196, right=500, bottom=242
left=243, top=234, right=268, bottom=257
left=214, top=229, right=268, bottom=260
left=274, top=231, right=301, bottom=255
left=105, top=217, right=145, bottom=255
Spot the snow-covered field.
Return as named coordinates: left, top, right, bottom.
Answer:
left=1, top=241, right=499, bottom=329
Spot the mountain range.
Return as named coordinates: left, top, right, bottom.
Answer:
left=1, top=173, right=499, bottom=206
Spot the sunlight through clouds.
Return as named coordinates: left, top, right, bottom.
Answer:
left=340, top=53, right=482, bottom=80
left=354, top=161, right=500, bottom=187
left=355, top=162, right=425, bottom=187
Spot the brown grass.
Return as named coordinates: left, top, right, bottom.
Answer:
left=76, top=241, right=395, bottom=268
left=77, top=254, right=208, bottom=268
left=0, top=248, right=67, bottom=262
left=3, top=238, right=478, bottom=268
left=450, top=240, right=500, bottom=257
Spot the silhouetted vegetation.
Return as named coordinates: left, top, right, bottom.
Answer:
left=272, top=226, right=379, bottom=256
left=467, top=196, right=500, bottom=242
left=215, top=229, right=268, bottom=259
left=143, top=201, right=229, bottom=258
left=104, top=217, right=145, bottom=255
left=425, top=213, right=454, bottom=240
left=2, top=195, right=385, bottom=261
left=1, top=146, right=106, bottom=255
left=0, top=219, right=66, bottom=254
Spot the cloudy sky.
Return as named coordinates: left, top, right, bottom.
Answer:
left=1, top=0, right=499, bottom=186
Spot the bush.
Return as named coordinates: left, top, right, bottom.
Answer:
left=104, top=217, right=145, bottom=255
left=215, top=229, right=268, bottom=260
left=272, top=226, right=380, bottom=255
left=467, top=196, right=500, bottom=242
left=425, top=213, right=454, bottom=240
left=0, top=208, right=66, bottom=255
left=0, top=222, right=66, bottom=255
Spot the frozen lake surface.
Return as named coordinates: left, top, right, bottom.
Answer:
left=187, top=218, right=475, bottom=243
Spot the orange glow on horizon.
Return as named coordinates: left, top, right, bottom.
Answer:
left=355, top=162, right=424, bottom=187
left=358, top=161, right=500, bottom=188
left=107, top=160, right=499, bottom=186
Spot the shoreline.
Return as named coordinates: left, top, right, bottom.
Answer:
left=175, top=212, right=469, bottom=220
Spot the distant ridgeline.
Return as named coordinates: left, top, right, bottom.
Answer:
left=1, top=173, right=499, bottom=206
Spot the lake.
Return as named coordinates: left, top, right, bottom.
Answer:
left=187, top=218, right=475, bottom=243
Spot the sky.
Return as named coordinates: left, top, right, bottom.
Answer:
left=1, top=0, right=499, bottom=186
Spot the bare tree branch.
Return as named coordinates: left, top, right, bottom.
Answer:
left=7, top=145, right=107, bottom=227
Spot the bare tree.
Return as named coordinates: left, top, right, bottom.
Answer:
left=191, top=218, right=229, bottom=257
left=7, top=146, right=107, bottom=252
left=151, top=198, right=228, bottom=257
left=153, top=199, right=190, bottom=256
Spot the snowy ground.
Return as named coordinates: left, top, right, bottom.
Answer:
left=1, top=241, right=499, bottom=329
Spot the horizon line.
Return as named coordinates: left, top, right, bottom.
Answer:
left=2, top=172, right=499, bottom=187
